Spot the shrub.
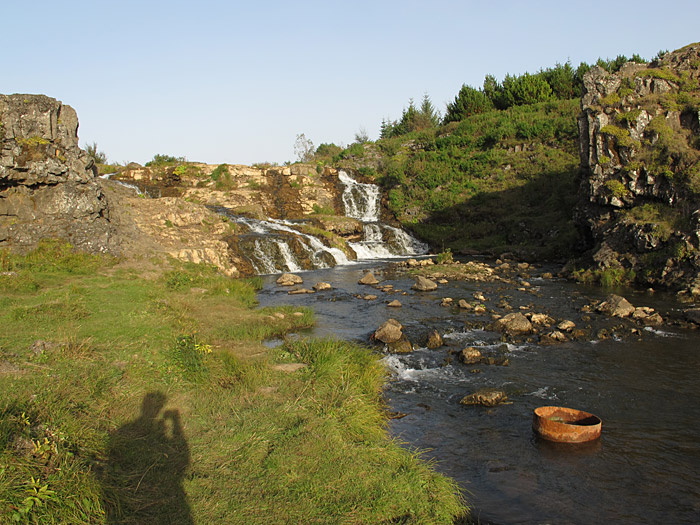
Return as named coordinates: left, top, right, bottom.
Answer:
left=616, top=109, right=643, bottom=125
left=600, top=92, right=621, bottom=106
left=145, top=154, right=184, bottom=167
left=314, top=143, right=343, bottom=160
left=604, top=179, right=628, bottom=198
left=635, top=68, right=680, bottom=83
left=84, top=142, right=107, bottom=164
left=436, top=249, right=454, bottom=264
left=600, top=125, right=638, bottom=148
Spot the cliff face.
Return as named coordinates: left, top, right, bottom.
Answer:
left=575, top=43, right=700, bottom=295
left=0, top=94, right=111, bottom=252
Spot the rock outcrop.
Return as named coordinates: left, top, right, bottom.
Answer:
left=575, top=43, right=700, bottom=295
left=113, top=161, right=341, bottom=220
left=0, top=94, right=111, bottom=252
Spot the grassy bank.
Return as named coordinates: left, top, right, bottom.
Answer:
left=0, top=242, right=466, bottom=523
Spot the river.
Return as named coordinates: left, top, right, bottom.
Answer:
left=257, top=260, right=700, bottom=524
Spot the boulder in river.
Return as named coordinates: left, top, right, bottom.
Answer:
left=458, top=299, right=471, bottom=309
left=491, top=312, right=533, bottom=335
left=277, top=273, right=303, bottom=286
left=548, top=330, right=567, bottom=342
left=460, top=389, right=509, bottom=407
left=388, top=335, right=413, bottom=354
left=529, top=313, right=554, bottom=326
left=288, top=288, right=314, bottom=295
left=387, top=300, right=402, bottom=308
left=632, top=307, right=663, bottom=326
left=597, top=294, right=635, bottom=318
left=685, top=308, right=700, bottom=325
left=412, top=276, right=438, bottom=291
left=374, top=319, right=403, bottom=344
left=313, top=282, right=332, bottom=291
left=458, top=347, right=482, bottom=365
left=557, top=320, right=576, bottom=332
left=426, top=330, right=443, bottom=349
left=358, top=272, right=379, bottom=285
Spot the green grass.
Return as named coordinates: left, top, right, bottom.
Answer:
left=363, top=99, right=581, bottom=259
left=0, top=244, right=467, bottom=523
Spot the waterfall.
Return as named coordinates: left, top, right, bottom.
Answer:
left=217, top=212, right=350, bottom=275
left=337, top=170, right=428, bottom=259
left=101, top=173, right=144, bottom=195
left=338, top=170, right=381, bottom=221
left=208, top=170, right=427, bottom=275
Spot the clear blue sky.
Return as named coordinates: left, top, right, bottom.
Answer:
left=4, top=1, right=699, bottom=166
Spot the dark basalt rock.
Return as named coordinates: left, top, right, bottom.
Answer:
left=0, top=94, right=112, bottom=253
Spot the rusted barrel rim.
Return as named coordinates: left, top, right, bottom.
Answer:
left=533, top=405, right=602, bottom=443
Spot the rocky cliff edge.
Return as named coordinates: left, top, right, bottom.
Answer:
left=0, top=94, right=111, bottom=252
left=575, top=43, right=700, bottom=296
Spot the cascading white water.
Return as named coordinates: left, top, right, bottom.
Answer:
left=338, top=170, right=381, bottom=221
left=101, top=173, right=145, bottom=195
left=337, top=170, right=428, bottom=259
left=225, top=214, right=349, bottom=274
left=209, top=170, right=426, bottom=274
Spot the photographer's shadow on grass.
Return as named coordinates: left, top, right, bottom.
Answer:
left=100, top=391, right=193, bottom=524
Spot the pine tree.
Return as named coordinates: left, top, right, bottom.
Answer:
left=444, top=84, right=494, bottom=123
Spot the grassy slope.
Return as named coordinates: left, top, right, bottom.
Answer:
left=0, top=242, right=465, bottom=524
left=344, top=99, right=582, bottom=260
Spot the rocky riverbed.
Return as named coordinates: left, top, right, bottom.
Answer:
left=257, top=255, right=700, bottom=524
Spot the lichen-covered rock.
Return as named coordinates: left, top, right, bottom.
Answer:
left=0, top=94, right=112, bottom=252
